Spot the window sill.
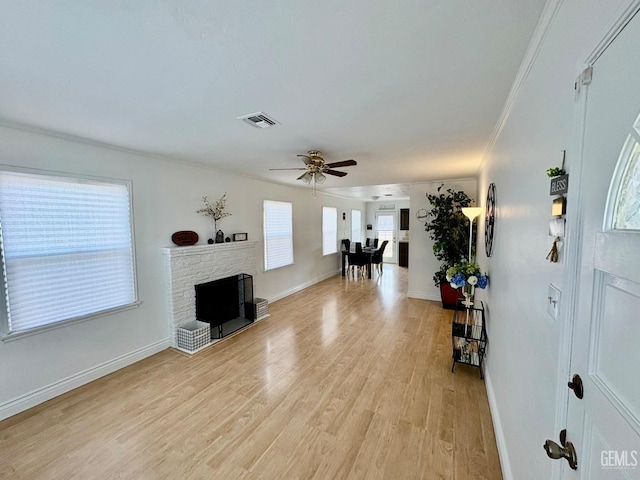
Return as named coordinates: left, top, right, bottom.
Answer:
left=2, top=301, right=142, bottom=342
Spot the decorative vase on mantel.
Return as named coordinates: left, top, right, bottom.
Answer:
left=208, top=219, right=216, bottom=244
left=197, top=193, right=232, bottom=245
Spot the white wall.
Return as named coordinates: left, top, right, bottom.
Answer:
left=0, top=124, right=365, bottom=419
left=407, top=179, right=477, bottom=301
left=476, top=1, right=635, bottom=478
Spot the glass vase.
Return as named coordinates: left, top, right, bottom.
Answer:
left=462, top=284, right=475, bottom=307
left=208, top=218, right=216, bottom=244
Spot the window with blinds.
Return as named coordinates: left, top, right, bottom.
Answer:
left=351, top=209, right=361, bottom=242
left=0, top=170, right=137, bottom=337
left=322, top=206, right=338, bottom=255
left=263, top=200, right=293, bottom=271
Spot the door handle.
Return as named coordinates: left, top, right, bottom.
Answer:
left=544, top=429, right=578, bottom=470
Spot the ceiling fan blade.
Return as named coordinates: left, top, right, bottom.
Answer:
left=325, top=169, right=348, bottom=177
left=325, top=159, right=357, bottom=168
left=297, top=154, right=312, bottom=164
left=269, top=167, right=308, bottom=171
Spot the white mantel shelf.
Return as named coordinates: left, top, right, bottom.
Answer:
left=162, top=241, right=259, bottom=348
left=162, top=240, right=259, bottom=257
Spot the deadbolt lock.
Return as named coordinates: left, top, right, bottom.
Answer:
left=568, top=374, right=584, bottom=399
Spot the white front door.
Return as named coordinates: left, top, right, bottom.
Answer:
left=564, top=12, right=640, bottom=478
left=375, top=211, right=397, bottom=264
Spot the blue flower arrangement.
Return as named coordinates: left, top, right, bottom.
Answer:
left=446, top=261, right=488, bottom=290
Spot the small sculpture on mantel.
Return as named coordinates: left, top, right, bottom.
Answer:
left=196, top=193, right=231, bottom=244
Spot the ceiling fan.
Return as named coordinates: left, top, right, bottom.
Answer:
left=270, top=150, right=357, bottom=186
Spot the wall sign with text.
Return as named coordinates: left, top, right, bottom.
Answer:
left=550, top=174, right=569, bottom=196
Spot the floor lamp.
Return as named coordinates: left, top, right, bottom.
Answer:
left=461, top=207, right=483, bottom=262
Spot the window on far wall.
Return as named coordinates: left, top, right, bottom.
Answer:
left=263, top=200, right=294, bottom=271
left=0, top=169, right=138, bottom=338
left=351, top=209, right=361, bottom=243
left=322, top=206, right=338, bottom=255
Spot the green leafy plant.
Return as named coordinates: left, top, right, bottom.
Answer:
left=546, top=167, right=566, bottom=177
left=424, top=185, right=474, bottom=286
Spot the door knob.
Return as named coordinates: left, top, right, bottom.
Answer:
left=568, top=374, right=584, bottom=399
left=544, top=429, right=578, bottom=470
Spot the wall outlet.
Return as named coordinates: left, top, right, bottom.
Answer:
left=547, top=284, right=561, bottom=320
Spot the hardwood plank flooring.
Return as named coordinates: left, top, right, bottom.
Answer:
left=0, top=265, right=503, bottom=480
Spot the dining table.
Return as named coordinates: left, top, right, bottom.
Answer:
left=341, top=245, right=376, bottom=279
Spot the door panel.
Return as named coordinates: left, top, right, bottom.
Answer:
left=591, top=271, right=640, bottom=430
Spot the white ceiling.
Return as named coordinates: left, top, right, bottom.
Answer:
left=0, top=1, right=546, bottom=200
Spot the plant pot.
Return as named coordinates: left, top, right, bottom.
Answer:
left=439, top=280, right=464, bottom=309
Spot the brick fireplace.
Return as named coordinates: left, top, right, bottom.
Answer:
left=162, top=241, right=258, bottom=348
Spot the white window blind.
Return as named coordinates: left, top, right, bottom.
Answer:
left=0, top=171, right=137, bottom=335
left=263, top=200, right=293, bottom=271
left=351, top=209, right=361, bottom=242
left=322, top=206, right=338, bottom=255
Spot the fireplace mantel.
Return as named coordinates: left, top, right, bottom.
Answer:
left=162, top=241, right=258, bottom=348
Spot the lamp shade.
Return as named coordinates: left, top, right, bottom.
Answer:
left=315, top=172, right=326, bottom=184
left=300, top=171, right=313, bottom=184
left=462, top=207, right=483, bottom=221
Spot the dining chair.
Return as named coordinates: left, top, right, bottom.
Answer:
left=370, top=240, right=389, bottom=275
left=348, top=242, right=368, bottom=277
left=341, top=238, right=351, bottom=251
left=373, top=238, right=379, bottom=248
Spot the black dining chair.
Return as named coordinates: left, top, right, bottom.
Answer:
left=365, top=238, right=372, bottom=247
left=373, top=238, right=379, bottom=248
left=348, top=242, right=369, bottom=277
left=341, top=238, right=351, bottom=251
left=370, top=240, right=389, bottom=275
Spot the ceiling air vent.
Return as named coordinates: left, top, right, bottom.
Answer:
left=237, top=112, right=280, bottom=129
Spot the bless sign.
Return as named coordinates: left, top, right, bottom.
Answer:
left=550, top=174, right=569, bottom=195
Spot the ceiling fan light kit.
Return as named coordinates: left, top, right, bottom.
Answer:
left=298, top=171, right=313, bottom=184
left=270, top=150, right=357, bottom=195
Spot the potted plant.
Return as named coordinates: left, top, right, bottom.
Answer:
left=424, top=185, right=474, bottom=309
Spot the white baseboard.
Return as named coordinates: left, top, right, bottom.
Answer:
left=407, top=290, right=440, bottom=302
left=267, top=269, right=340, bottom=303
left=0, top=338, right=170, bottom=421
left=484, top=368, right=513, bottom=480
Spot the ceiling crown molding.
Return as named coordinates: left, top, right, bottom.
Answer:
left=479, top=0, right=564, bottom=171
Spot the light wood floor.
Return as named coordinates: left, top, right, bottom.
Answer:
left=0, top=265, right=502, bottom=480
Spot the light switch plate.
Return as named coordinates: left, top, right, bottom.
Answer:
left=548, top=284, right=561, bottom=320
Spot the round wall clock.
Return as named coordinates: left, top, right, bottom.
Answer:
left=485, top=183, right=496, bottom=257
